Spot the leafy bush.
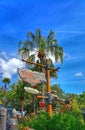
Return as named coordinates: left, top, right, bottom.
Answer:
left=30, top=111, right=85, bottom=130
left=30, top=111, right=50, bottom=130
left=18, top=116, right=33, bottom=129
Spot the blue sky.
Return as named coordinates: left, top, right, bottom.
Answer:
left=0, top=0, right=85, bottom=94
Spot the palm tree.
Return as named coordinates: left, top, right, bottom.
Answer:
left=2, top=77, right=10, bottom=106
left=2, top=78, right=10, bottom=95
left=18, top=29, right=63, bottom=114
left=12, top=80, right=33, bottom=114
left=14, top=80, right=26, bottom=113
left=18, top=29, right=63, bottom=77
left=18, top=29, right=63, bottom=63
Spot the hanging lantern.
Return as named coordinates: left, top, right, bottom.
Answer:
left=39, top=102, right=46, bottom=107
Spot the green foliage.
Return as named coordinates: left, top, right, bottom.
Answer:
left=51, top=84, right=65, bottom=97
left=30, top=112, right=85, bottom=130
left=2, top=77, right=10, bottom=84
left=71, top=99, right=81, bottom=114
left=30, top=111, right=50, bottom=130
left=18, top=117, right=30, bottom=130
left=18, top=29, right=63, bottom=79
left=77, top=92, right=85, bottom=109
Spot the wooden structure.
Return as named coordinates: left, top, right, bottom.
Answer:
left=21, top=59, right=60, bottom=116
left=18, top=68, right=46, bottom=86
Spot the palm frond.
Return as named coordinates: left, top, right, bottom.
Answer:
left=58, top=47, right=63, bottom=63
left=27, top=54, right=35, bottom=62
left=59, top=52, right=63, bottom=63
left=27, top=32, right=35, bottom=48
left=48, top=30, right=55, bottom=39
left=27, top=32, right=35, bottom=39
left=18, top=29, right=64, bottom=70
left=55, top=51, right=59, bottom=61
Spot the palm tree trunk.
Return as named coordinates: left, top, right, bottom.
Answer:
left=4, top=83, right=6, bottom=97
left=33, top=95, right=35, bottom=115
left=4, top=83, right=6, bottom=107
left=21, top=100, right=24, bottom=116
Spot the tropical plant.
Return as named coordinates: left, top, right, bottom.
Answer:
left=2, top=77, right=10, bottom=106
left=77, top=92, right=85, bottom=108
left=18, top=29, right=63, bottom=77
left=18, top=29, right=64, bottom=115
left=9, top=80, right=36, bottom=114
left=51, top=84, right=65, bottom=97
left=12, top=80, right=27, bottom=113
left=30, top=111, right=85, bottom=130
left=2, top=77, right=10, bottom=94
left=0, top=88, right=3, bottom=105
left=18, top=29, right=63, bottom=61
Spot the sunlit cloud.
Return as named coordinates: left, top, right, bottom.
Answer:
left=10, top=52, right=17, bottom=57
left=64, top=52, right=72, bottom=61
left=75, top=72, right=83, bottom=77
left=0, top=52, right=9, bottom=60
left=0, top=57, right=24, bottom=79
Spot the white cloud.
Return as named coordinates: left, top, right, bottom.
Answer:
left=64, top=52, right=71, bottom=61
left=0, top=51, right=9, bottom=60
left=10, top=52, right=17, bottom=57
left=75, top=72, right=83, bottom=77
left=0, top=57, right=24, bottom=79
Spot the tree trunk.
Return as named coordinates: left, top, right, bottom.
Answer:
left=20, top=97, right=24, bottom=116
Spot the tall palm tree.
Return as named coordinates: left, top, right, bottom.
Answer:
left=18, top=29, right=63, bottom=77
left=2, top=77, right=10, bottom=106
left=2, top=78, right=10, bottom=95
left=13, top=80, right=33, bottom=114
left=18, top=29, right=63, bottom=63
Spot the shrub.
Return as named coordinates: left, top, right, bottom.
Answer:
left=30, top=112, right=85, bottom=130
left=18, top=116, right=33, bottom=130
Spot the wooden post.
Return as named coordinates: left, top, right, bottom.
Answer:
left=46, top=59, right=52, bottom=116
